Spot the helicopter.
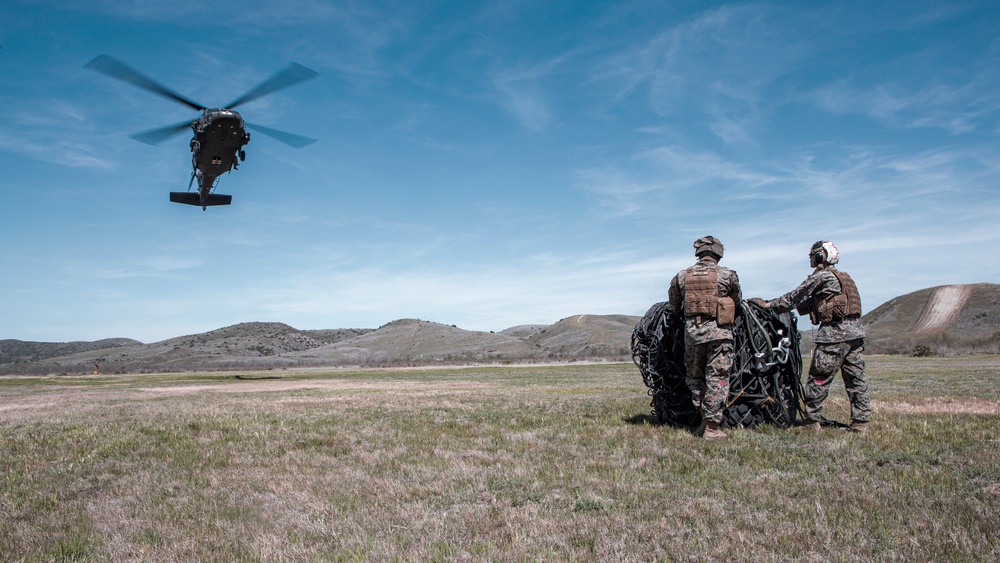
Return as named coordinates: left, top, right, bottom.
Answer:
left=85, top=54, right=318, bottom=210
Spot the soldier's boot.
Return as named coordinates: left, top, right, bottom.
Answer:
left=702, top=421, right=728, bottom=441
left=693, top=420, right=707, bottom=437
left=844, top=420, right=869, bottom=434
left=796, top=420, right=822, bottom=431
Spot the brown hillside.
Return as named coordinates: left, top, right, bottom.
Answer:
left=0, top=338, right=141, bottom=365
left=0, top=315, right=643, bottom=374
left=499, top=324, right=548, bottom=339
left=528, top=314, right=639, bottom=358
left=863, top=283, right=1000, bottom=355
left=286, top=319, right=544, bottom=365
left=8, top=281, right=993, bottom=374
left=2, top=322, right=372, bottom=374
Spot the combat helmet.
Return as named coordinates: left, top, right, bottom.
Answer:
left=810, top=240, right=839, bottom=267
left=694, top=236, right=724, bottom=259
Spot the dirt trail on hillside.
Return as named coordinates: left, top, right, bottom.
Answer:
left=906, top=285, right=972, bottom=336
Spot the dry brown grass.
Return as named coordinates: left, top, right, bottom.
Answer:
left=1, top=358, right=998, bottom=561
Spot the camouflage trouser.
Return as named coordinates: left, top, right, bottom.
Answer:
left=684, top=337, right=733, bottom=424
left=806, top=339, right=871, bottom=423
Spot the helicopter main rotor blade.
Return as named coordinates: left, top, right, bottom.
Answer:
left=246, top=123, right=317, bottom=148
left=226, top=63, right=318, bottom=110
left=85, top=54, right=206, bottom=112
left=128, top=120, right=193, bottom=146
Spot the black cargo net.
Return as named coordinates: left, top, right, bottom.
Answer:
left=631, top=301, right=805, bottom=430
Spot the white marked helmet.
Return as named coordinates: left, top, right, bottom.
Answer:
left=810, top=240, right=839, bottom=267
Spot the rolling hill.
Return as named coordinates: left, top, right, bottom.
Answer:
left=526, top=314, right=638, bottom=357
left=284, top=318, right=544, bottom=365
left=0, top=338, right=141, bottom=364
left=862, top=283, right=1000, bottom=355
left=2, top=283, right=996, bottom=374
left=0, top=315, right=639, bottom=375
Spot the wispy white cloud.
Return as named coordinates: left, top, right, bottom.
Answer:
left=569, top=135, right=1000, bottom=318
left=490, top=75, right=551, bottom=132
left=82, top=0, right=379, bottom=27
left=590, top=1, right=1000, bottom=146
left=54, top=253, right=205, bottom=281
left=0, top=133, right=115, bottom=169
left=575, top=144, right=791, bottom=217
left=579, top=137, right=999, bottom=216
left=488, top=52, right=575, bottom=132
left=70, top=1, right=412, bottom=90
left=812, top=77, right=1000, bottom=135
left=591, top=2, right=814, bottom=143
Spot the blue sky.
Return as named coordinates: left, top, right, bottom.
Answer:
left=2, top=0, right=998, bottom=343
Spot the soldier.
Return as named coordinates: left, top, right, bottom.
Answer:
left=668, top=236, right=742, bottom=440
left=754, top=241, right=871, bottom=433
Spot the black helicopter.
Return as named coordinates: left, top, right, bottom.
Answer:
left=85, top=54, right=318, bottom=210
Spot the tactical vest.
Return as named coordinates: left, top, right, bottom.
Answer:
left=682, top=264, right=719, bottom=319
left=812, top=269, right=862, bottom=324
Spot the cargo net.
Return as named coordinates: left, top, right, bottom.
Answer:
left=631, top=301, right=805, bottom=430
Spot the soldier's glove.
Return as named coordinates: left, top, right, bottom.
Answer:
left=748, top=297, right=770, bottom=308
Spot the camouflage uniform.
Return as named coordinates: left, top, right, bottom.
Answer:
left=668, top=255, right=742, bottom=424
left=769, top=266, right=871, bottom=424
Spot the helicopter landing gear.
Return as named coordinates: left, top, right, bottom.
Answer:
left=239, top=149, right=246, bottom=162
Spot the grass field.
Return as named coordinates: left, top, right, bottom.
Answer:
left=1, top=356, right=998, bottom=561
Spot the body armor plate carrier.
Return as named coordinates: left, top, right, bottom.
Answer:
left=812, top=269, right=862, bottom=324
left=682, top=264, right=719, bottom=319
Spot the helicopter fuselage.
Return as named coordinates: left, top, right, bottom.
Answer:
left=191, top=109, right=249, bottom=178
left=179, top=109, right=250, bottom=209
